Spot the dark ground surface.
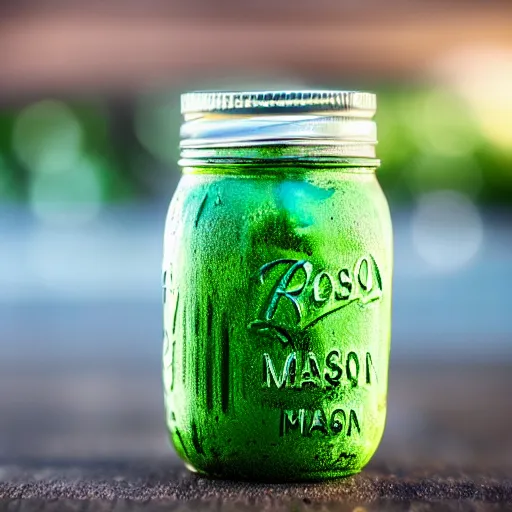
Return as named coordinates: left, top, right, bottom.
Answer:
left=0, top=362, right=511, bottom=511
left=1, top=459, right=512, bottom=511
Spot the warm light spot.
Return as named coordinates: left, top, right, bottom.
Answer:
left=434, top=46, right=512, bottom=151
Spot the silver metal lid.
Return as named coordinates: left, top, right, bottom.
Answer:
left=180, top=90, right=378, bottom=161
left=181, top=90, right=376, bottom=116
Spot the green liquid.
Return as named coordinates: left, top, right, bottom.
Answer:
left=163, top=164, right=392, bottom=481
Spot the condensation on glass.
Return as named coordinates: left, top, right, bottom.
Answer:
left=162, top=91, right=393, bottom=481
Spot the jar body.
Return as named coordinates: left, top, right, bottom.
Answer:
left=162, top=166, right=392, bottom=481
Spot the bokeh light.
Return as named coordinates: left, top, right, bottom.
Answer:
left=411, top=190, right=483, bottom=273
left=29, top=154, right=104, bottom=226
left=13, top=100, right=83, bottom=174
left=412, top=89, right=479, bottom=158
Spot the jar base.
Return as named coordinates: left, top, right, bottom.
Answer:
left=184, top=462, right=360, bottom=483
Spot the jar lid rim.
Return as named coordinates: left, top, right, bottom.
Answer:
left=181, top=90, right=376, bottom=116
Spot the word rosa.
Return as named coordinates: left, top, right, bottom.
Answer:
left=250, top=255, right=382, bottom=340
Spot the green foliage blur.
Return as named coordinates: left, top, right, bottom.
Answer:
left=376, top=88, right=512, bottom=205
left=0, top=87, right=511, bottom=208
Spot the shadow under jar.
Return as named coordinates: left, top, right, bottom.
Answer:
left=162, top=91, right=392, bottom=482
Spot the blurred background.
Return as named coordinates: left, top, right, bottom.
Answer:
left=0, top=1, right=511, bottom=467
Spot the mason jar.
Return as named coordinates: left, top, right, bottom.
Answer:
left=162, top=91, right=392, bottom=481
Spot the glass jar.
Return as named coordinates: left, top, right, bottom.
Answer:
left=162, top=91, right=392, bottom=481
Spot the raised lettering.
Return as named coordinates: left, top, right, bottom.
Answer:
left=263, top=349, right=375, bottom=390
left=300, top=352, right=322, bottom=388
left=312, top=271, right=334, bottom=303
left=366, top=352, right=377, bottom=384
left=355, top=256, right=373, bottom=292
left=324, top=350, right=342, bottom=387
left=280, top=409, right=306, bottom=436
left=259, top=260, right=313, bottom=323
left=346, top=351, right=360, bottom=387
left=330, top=409, right=346, bottom=434
left=279, top=407, right=360, bottom=437
left=263, top=352, right=297, bottom=389
left=347, top=409, right=361, bottom=436
left=309, top=409, right=329, bottom=435
left=335, top=268, right=353, bottom=300
left=251, top=255, right=382, bottom=336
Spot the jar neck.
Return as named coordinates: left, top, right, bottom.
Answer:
left=179, top=145, right=380, bottom=170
